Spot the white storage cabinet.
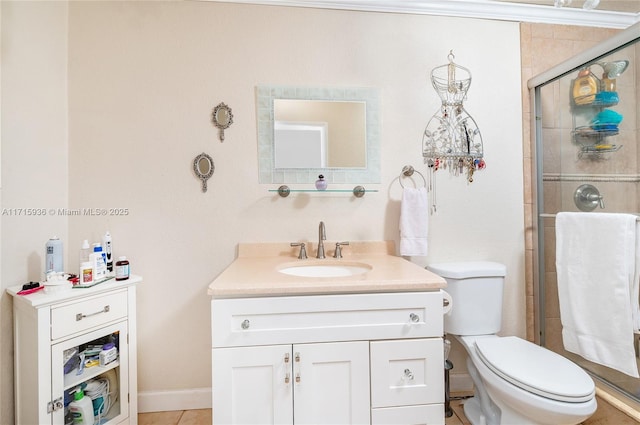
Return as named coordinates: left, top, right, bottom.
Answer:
left=8, top=276, right=141, bottom=425
left=212, top=290, right=446, bottom=425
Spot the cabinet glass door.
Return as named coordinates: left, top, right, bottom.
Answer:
left=52, top=321, right=129, bottom=425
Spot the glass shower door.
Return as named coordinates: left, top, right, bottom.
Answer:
left=535, top=35, right=640, bottom=403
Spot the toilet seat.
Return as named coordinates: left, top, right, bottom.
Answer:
left=474, top=336, right=595, bottom=403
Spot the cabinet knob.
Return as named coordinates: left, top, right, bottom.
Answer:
left=404, top=368, right=414, bottom=380
left=295, top=352, right=300, bottom=362
left=285, top=373, right=290, bottom=384
left=284, top=352, right=290, bottom=363
left=241, top=319, right=250, bottom=330
left=295, top=373, right=301, bottom=383
left=409, top=313, right=420, bottom=323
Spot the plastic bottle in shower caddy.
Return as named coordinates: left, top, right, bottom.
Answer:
left=46, top=236, right=63, bottom=273
left=572, top=68, right=598, bottom=105
left=102, top=231, right=113, bottom=272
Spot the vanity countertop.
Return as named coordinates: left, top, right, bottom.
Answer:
left=208, top=241, right=446, bottom=298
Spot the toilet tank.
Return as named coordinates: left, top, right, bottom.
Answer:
left=427, top=261, right=507, bottom=336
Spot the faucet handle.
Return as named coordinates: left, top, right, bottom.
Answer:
left=333, top=241, right=350, bottom=259
left=290, top=242, right=307, bottom=260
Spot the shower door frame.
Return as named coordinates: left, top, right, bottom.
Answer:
left=529, top=21, right=640, bottom=399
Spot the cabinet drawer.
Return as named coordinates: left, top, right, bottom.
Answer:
left=212, top=291, right=444, bottom=347
left=370, top=339, right=444, bottom=408
left=371, top=404, right=444, bottom=425
left=51, top=290, right=128, bottom=340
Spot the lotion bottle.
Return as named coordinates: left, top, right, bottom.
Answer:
left=91, top=244, right=107, bottom=281
left=69, top=387, right=94, bottom=425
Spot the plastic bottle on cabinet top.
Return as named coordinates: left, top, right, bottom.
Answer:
left=115, top=256, right=130, bottom=281
left=46, top=237, right=63, bottom=273
left=79, top=240, right=90, bottom=264
left=90, top=244, right=107, bottom=280
left=102, top=231, right=113, bottom=272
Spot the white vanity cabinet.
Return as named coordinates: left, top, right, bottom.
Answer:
left=8, top=276, right=141, bottom=425
left=211, top=290, right=446, bottom=425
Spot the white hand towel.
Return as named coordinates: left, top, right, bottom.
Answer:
left=400, top=187, right=429, bottom=256
left=556, top=212, right=640, bottom=378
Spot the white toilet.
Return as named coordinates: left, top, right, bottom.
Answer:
left=427, top=261, right=597, bottom=425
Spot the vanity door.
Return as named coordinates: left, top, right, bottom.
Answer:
left=212, top=344, right=293, bottom=425
left=293, top=341, right=370, bottom=425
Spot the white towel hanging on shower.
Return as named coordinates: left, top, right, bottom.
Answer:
left=556, top=212, right=640, bottom=378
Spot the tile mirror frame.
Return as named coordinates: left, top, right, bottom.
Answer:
left=256, top=85, right=381, bottom=184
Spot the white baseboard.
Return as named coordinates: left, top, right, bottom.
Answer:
left=138, top=387, right=212, bottom=413
left=138, top=377, right=472, bottom=413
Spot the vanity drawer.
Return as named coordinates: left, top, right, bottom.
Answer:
left=370, top=338, right=444, bottom=408
left=371, top=404, right=444, bottom=425
left=51, top=290, right=128, bottom=340
left=212, top=291, right=444, bottom=348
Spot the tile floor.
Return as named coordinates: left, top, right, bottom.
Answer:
left=138, top=395, right=639, bottom=424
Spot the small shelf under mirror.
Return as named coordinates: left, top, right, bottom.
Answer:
left=270, top=185, right=376, bottom=198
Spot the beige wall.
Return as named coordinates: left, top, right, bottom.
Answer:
left=1, top=0, right=525, bottom=415
left=0, top=2, right=69, bottom=423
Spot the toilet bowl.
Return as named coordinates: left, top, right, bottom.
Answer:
left=427, top=262, right=597, bottom=425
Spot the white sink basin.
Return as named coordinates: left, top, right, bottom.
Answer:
left=279, top=263, right=371, bottom=278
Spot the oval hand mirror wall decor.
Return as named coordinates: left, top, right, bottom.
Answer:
left=193, top=152, right=215, bottom=192
left=212, top=102, right=234, bottom=142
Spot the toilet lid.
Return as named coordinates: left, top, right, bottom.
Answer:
left=475, top=336, right=595, bottom=403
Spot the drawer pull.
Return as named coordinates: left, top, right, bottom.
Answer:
left=295, top=352, right=300, bottom=362
left=404, top=368, right=414, bottom=380
left=284, top=353, right=290, bottom=363
left=241, top=319, right=250, bottom=330
left=409, top=313, right=420, bottom=323
left=285, top=373, right=290, bottom=384
left=76, top=305, right=110, bottom=321
left=295, top=373, right=301, bottom=383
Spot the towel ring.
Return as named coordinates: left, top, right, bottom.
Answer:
left=399, top=165, right=427, bottom=188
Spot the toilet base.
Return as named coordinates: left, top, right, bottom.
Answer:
left=463, top=397, right=485, bottom=425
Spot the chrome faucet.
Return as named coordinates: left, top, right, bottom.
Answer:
left=317, top=221, right=326, bottom=259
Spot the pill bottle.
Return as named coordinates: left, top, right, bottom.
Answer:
left=99, top=342, right=118, bottom=366
left=115, top=256, right=130, bottom=281
left=79, top=262, right=93, bottom=285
